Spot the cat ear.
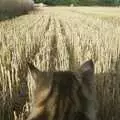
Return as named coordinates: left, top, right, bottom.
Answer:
left=74, top=60, right=94, bottom=84
left=27, top=63, right=51, bottom=89
left=80, top=59, right=94, bottom=83
left=80, top=59, right=94, bottom=74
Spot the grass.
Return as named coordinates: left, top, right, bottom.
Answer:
left=0, top=6, right=120, bottom=120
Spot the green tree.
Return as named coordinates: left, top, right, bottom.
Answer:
left=33, top=0, right=120, bottom=6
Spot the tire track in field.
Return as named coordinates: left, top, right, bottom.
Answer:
left=59, top=19, right=75, bottom=70
left=49, top=17, right=68, bottom=71
left=54, top=18, right=70, bottom=70
left=45, top=16, right=51, bottom=31
left=26, top=16, right=51, bottom=61
left=49, top=17, right=60, bottom=71
left=31, top=16, right=52, bottom=67
left=34, top=16, right=59, bottom=71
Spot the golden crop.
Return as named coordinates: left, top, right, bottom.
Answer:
left=0, top=7, right=120, bottom=120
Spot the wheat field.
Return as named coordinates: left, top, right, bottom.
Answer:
left=0, top=7, right=120, bottom=120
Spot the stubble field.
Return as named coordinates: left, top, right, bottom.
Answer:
left=0, top=7, right=120, bottom=120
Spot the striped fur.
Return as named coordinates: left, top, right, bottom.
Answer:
left=27, top=60, right=97, bottom=120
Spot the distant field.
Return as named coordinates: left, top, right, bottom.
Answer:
left=0, top=7, right=120, bottom=120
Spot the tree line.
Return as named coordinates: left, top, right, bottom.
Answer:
left=34, top=0, right=120, bottom=6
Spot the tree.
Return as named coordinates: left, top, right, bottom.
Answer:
left=33, top=0, right=120, bottom=6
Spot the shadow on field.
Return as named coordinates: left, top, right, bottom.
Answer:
left=0, top=6, right=40, bottom=21
left=0, top=7, right=43, bottom=21
left=3, top=56, right=120, bottom=120
left=0, top=11, right=30, bottom=21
